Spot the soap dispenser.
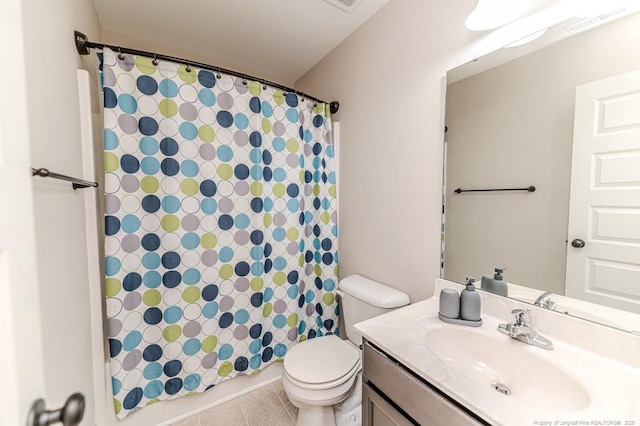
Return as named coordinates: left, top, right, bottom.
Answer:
left=460, top=277, right=481, bottom=322
left=481, top=267, right=508, bottom=297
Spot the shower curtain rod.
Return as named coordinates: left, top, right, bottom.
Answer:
left=74, top=31, right=340, bottom=114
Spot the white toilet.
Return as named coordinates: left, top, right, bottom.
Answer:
left=282, top=274, right=410, bottom=426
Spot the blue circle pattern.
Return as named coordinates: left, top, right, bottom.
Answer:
left=100, top=47, right=337, bottom=419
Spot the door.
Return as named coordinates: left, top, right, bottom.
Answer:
left=565, top=70, right=640, bottom=312
left=1, top=2, right=90, bottom=425
left=0, top=0, right=46, bottom=424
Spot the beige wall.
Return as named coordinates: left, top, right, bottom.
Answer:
left=443, top=14, right=640, bottom=294
left=295, top=0, right=482, bottom=302
left=21, top=0, right=101, bottom=422
left=101, top=29, right=295, bottom=87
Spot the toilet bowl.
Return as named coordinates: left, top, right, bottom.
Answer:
left=283, top=334, right=360, bottom=426
left=282, top=274, right=410, bottom=426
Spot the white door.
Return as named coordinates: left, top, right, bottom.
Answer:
left=565, top=70, right=640, bottom=313
left=1, top=1, right=90, bottom=425
left=0, top=0, right=46, bottom=424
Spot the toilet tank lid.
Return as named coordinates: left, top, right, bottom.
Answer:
left=338, top=274, right=410, bottom=308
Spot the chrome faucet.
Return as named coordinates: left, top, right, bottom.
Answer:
left=534, top=292, right=556, bottom=310
left=498, top=309, right=553, bottom=350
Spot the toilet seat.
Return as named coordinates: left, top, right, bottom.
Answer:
left=284, top=359, right=361, bottom=390
left=282, top=368, right=359, bottom=408
left=284, top=335, right=360, bottom=390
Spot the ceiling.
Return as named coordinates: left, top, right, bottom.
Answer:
left=93, top=0, right=391, bottom=85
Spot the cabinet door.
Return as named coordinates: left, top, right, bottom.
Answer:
left=363, top=342, right=486, bottom=425
left=363, top=382, right=414, bottom=426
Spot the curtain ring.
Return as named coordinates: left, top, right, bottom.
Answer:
left=117, top=47, right=125, bottom=61
left=152, top=54, right=158, bottom=66
left=242, top=75, right=247, bottom=86
left=185, top=61, right=192, bottom=73
left=216, top=67, right=222, bottom=80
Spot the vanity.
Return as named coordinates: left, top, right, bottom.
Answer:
left=362, top=340, right=484, bottom=425
left=355, top=279, right=640, bottom=425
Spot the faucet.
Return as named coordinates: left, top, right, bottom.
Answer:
left=534, top=292, right=556, bottom=310
left=498, top=309, right=553, bottom=350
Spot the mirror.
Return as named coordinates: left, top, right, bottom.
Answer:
left=443, top=10, right=640, bottom=334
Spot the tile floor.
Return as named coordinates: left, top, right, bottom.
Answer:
left=170, top=380, right=298, bottom=426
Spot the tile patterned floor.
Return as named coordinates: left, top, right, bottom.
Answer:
left=170, top=381, right=298, bottom=426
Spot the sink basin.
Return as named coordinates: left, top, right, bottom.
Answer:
left=425, top=327, right=591, bottom=411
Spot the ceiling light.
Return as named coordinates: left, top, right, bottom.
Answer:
left=465, top=0, right=527, bottom=31
left=476, top=1, right=574, bottom=52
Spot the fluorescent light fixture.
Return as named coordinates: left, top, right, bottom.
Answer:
left=477, top=1, right=574, bottom=51
left=504, top=28, right=549, bottom=47
left=465, top=0, right=527, bottom=31
left=473, top=0, right=640, bottom=52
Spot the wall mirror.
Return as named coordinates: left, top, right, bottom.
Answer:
left=442, top=10, right=640, bottom=334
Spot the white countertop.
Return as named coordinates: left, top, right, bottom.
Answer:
left=354, top=291, right=640, bottom=425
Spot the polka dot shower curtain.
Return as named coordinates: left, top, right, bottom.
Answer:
left=100, top=47, right=338, bottom=418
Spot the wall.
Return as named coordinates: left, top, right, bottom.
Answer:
left=443, top=13, right=640, bottom=294
left=20, top=0, right=101, bottom=423
left=295, top=0, right=483, bottom=302
left=101, top=29, right=295, bottom=87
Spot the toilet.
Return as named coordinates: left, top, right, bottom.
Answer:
left=282, top=274, right=410, bottom=426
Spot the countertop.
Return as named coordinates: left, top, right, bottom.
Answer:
left=354, top=293, right=640, bottom=425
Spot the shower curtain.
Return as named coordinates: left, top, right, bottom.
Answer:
left=100, top=47, right=338, bottom=418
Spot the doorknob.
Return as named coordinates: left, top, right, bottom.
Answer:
left=571, top=238, right=586, bottom=248
left=27, top=393, right=85, bottom=426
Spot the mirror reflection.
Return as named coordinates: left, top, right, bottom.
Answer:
left=443, top=11, right=640, bottom=333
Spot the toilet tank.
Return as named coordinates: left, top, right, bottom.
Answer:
left=338, top=274, right=410, bottom=345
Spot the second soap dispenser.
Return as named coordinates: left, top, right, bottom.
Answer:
left=460, top=277, right=482, bottom=322
left=481, top=267, right=508, bottom=297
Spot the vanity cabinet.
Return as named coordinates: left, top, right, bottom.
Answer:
left=362, top=340, right=487, bottom=426
left=363, top=382, right=413, bottom=426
